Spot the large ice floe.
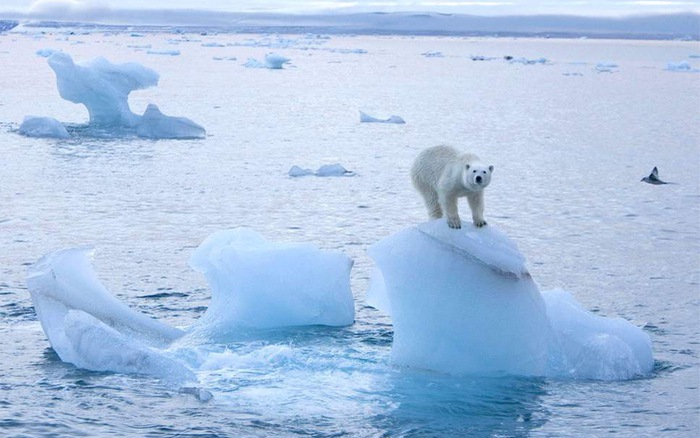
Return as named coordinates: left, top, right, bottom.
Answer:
left=367, top=219, right=654, bottom=380
left=25, top=51, right=205, bottom=139
left=26, top=229, right=354, bottom=380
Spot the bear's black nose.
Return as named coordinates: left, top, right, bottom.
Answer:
left=476, top=176, right=482, bottom=183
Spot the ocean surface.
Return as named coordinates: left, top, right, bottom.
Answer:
left=0, top=27, right=699, bottom=437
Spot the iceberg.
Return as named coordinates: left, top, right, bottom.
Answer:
left=26, top=247, right=192, bottom=380
left=35, top=51, right=205, bottom=139
left=359, top=111, right=406, bottom=124
left=367, top=219, right=653, bottom=380
left=47, top=51, right=158, bottom=127
left=188, top=228, right=355, bottom=331
left=18, top=115, right=70, bottom=139
left=136, top=104, right=206, bottom=139
left=665, top=60, right=697, bottom=72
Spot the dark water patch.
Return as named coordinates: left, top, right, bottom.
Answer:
left=653, top=360, right=689, bottom=375
left=138, top=291, right=189, bottom=299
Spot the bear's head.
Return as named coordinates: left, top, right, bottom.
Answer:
left=462, top=163, right=494, bottom=190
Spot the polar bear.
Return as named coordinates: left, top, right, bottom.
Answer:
left=411, top=145, right=493, bottom=229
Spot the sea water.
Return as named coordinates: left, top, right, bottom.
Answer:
left=0, top=29, right=698, bottom=436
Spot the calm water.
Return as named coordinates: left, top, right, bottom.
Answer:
left=0, top=29, right=699, bottom=436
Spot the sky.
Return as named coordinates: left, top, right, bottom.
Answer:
left=1, top=0, right=699, bottom=17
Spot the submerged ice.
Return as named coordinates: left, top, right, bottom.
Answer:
left=368, top=219, right=653, bottom=380
left=28, top=51, right=205, bottom=139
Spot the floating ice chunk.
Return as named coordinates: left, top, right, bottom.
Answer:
left=265, top=53, right=290, bottom=69
left=136, top=104, right=206, bottom=139
left=288, top=165, right=314, bottom=177
left=368, top=221, right=549, bottom=376
left=188, top=228, right=355, bottom=330
left=26, top=247, right=189, bottom=379
left=359, top=111, right=405, bottom=124
left=18, top=115, right=70, bottom=139
left=178, top=386, right=214, bottom=402
left=288, top=164, right=356, bottom=177
left=315, top=163, right=355, bottom=177
left=368, top=220, right=654, bottom=380
left=244, top=53, right=291, bottom=69
left=47, top=52, right=159, bottom=127
left=421, top=51, right=443, bottom=58
left=544, top=289, right=653, bottom=380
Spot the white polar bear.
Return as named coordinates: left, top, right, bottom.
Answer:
left=411, top=145, right=493, bottom=229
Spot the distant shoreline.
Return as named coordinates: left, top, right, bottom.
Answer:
left=1, top=10, right=698, bottom=41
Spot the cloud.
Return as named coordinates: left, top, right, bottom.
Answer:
left=29, top=0, right=111, bottom=19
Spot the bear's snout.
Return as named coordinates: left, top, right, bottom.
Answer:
left=476, top=175, right=483, bottom=184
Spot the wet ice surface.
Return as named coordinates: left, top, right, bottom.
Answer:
left=0, top=30, right=699, bottom=436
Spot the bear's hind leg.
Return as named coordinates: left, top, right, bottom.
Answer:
left=425, top=189, right=443, bottom=219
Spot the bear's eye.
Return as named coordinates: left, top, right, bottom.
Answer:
left=473, top=170, right=477, bottom=173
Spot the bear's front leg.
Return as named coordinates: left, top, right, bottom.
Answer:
left=467, top=192, right=487, bottom=227
left=440, top=193, right=461, bottom=229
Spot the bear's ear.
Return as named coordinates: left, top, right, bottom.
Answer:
left=489, top=165, right=494, bottom=172
left=465, top=164, right=470, bottom=170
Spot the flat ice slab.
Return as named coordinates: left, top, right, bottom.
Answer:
left=359, top=111, right=405, bottom=124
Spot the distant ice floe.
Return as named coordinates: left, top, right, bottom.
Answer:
left=24, top=51, right=205, bottom=139
left=288, top=163, right=356, bottom=177
left=244, top=53, right=291, bottom=69
left=368, top=219, right=654, bottom=380
left=666, top=60, right=698, bottom=72
left=146, top=49, right=181, bottom=56
left=509, top=57, right=548, bottom=65
left=596, top=62, right=619, bottom=73
left=421, top=51, right=444, bottom=58
left=359, top=111, right=406, bottom=124
left=19, top=116, right=70, bottom=139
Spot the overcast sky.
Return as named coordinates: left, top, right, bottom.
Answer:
left=1, top=0, right=698, bottom=17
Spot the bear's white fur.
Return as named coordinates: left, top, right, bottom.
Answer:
left=411, top=145, right=493, bottom=229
